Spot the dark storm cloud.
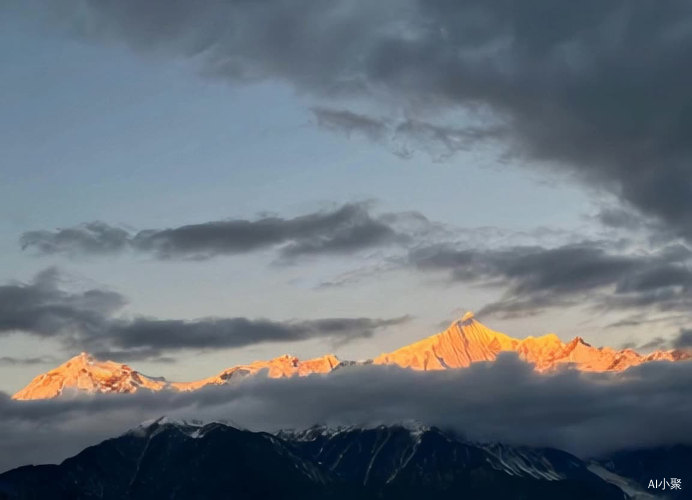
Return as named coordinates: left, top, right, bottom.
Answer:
left=410, top=241, right=692, bottom=318
left=596, top=208, right=649, bottom=232
left=0, top=270, right=408, bottom=357
left=20, top=203, right=410, bottom=260
left=1, top=355, right=691, bottom=472
left=11, top=0, right=692, bottom=240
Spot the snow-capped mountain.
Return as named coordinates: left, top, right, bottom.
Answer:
left=12, top=312, right=690, bottom=400
left=0, top=420, right=648, bottom=499
left=11, top=352, right=167, bottom=400
left=373, top=311, right=687, bottom=372
left=11, top=352, right=341, bottom=400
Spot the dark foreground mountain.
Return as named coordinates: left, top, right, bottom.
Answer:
left=1, top=419, right=677, bottom=500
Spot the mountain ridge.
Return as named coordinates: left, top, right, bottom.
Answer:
left=0, top=420, right=641, bottom=499
left=12, top=312, right=690, bottom=400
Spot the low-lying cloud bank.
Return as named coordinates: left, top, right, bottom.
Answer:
left=2, top=354, right=691, bottom=473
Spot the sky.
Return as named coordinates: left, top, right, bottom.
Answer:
left=1, top=0, right=692, bottom=400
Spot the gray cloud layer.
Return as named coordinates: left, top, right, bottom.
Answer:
left=411, top=241, right=692, bottom=320
left=0, top=268, right=126, bottom=341
left=312, top=107, right=505, bottom=160
left=11, top=0, right=692, bottom=241
left=20, top=203, right=414, bottom=260
left=0, top=356, right=57, bottom=366
left=1, top=355, right=691, bottom=473
left=0, top=269, right=408, bottom=359
left=106, top=316, right=409, bottom=354
left=20, top=224, right=692, bottom=329
left=674, top=329, right=692, bottom=349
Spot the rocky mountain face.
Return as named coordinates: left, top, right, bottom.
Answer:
left=12, top=312, right=689, bottom=400
left=0, top=420, right=648, bottom=500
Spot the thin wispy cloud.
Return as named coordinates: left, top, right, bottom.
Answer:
left=311, top=107, right=504, bottom=160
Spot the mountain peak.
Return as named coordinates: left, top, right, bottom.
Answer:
left=71, top=351, right=95, bottom=365
left=12, top=352, right=167, bottom=400
left=373, top=315, right=689, bottom=373
left=460, top=311, right=475, bottom=323
left=373, top=314, right=517, bottom=370
left=12, top=316, right=691, bottom=400
left=170, top=353, right=341, bottom=392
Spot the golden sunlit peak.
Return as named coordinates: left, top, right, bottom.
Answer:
left=69, top=352, right=95, bottom=365
left=13, top=315, right=691, bottom=400
left=460, top=311, right=475, bottom=322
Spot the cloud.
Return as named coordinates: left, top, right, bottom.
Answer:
left=1, top=355, right=691, bottom=473
left=15, top=217, right=692, bottom=332
left=596, top=208, right=650, bottom=233
left=0, top=356, right=57, bottom=366
left=391, top=119, right=505, bottom=160
left=90, top=349, right=177, bottom=364
left=10, top=0, right=692, bottom=241
left=20, top=203, right=413, bottom=261
left=19, top=222, right=130, bottom=256
left=673, top=329, right=692, bottom=349
left=102, top=316, right=410, bottom=354
left=410, top=241, right=692, bottom=319
left=312, top=107, right=388, bottom=141
left=311, top=107, right=504, bottom=160
left=0, top=267, right=126, bottom=342
left=0, top=269, right=410, bottom=358
left=637, top=336, right=667, bottom=351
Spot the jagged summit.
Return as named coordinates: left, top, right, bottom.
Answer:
left=170, top=353, right=341, bottom=391
left=374, top=312, right=517, bottom=370
left=12, top=314, right=690, bottom=400
left=373, top=313, right=687, bottom=373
